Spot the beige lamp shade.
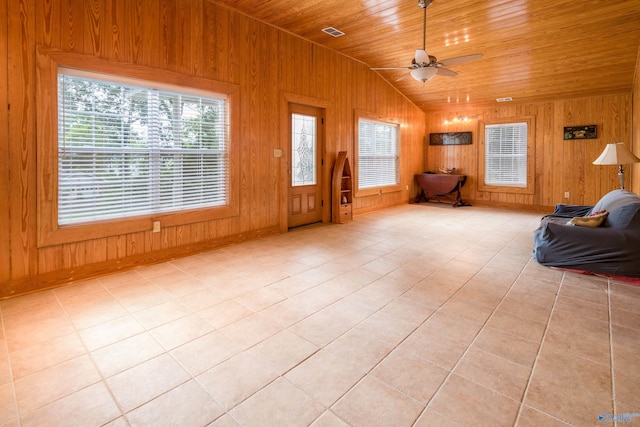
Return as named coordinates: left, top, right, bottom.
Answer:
left=592, top=142, right=640, bottom=190
left=592, top=142, right=640, bottom=165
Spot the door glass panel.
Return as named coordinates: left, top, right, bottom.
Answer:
left=291, top=113, right=316, bottom=186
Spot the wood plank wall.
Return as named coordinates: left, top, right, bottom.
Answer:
left=1, top=1, right=9, bottom=287
left=424, top=93, right=634, bottom=209
left=632, top=48, right=640, bottom=193
left=1, top=0, right=425, bottom=297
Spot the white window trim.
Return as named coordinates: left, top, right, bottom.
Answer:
left=483, top=122, right=528, bottom=187
left=477, top=116, right=535, bottom=195
left=354, top=111, right=401, bottom=197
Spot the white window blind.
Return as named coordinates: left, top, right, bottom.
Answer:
left=484, top=122, right=528, bottom=187
left=57, top=69, right=229, bottom=226
left=358, top=119, right=399, bottom=189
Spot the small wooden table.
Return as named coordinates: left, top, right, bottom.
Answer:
left=414, top=173, right=469, bottom=207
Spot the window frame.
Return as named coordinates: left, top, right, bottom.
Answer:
left=477, top=116, right=536, bottom=195
left=36, top=48, right=240, bottom=247
left=354, top=111, right=402, bottom=197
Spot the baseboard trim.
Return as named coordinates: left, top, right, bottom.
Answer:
left=1, top=226, right=280, bottom=300
left=409, top=197, right=552, bottom=213
left=467, top=199, right=553, bottom=213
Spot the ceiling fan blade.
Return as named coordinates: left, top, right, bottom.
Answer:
left=438, top=53, right=483, bottom=67
left=372, top=66, right=414, bottom=70
left=396, top=73, right=412, bottom=82
left=414, top=49, right=430, bottom=64
left=436, top=67, right=458, bottom=77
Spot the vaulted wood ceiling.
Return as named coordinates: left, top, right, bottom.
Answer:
left=214, top=0, right=640, bottom=112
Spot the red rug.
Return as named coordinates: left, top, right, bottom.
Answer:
left=553, top=267, right=640, bottom=286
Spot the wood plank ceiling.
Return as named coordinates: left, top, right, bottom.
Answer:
left=213, top=0, right=640, bottom=112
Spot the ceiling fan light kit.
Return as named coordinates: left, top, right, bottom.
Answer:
left=371, top=0, right=482, bottom=83
left=411, top=67, right=438, bottom=82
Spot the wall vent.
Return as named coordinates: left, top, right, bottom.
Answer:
left=496, top=97, right=513, bottom=102
left=321, top=27, right=345, bottom=37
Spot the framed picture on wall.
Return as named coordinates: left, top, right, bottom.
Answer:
left=429, top=132, right=472, bottom=146
left=563, top=125, right=597, bottom=140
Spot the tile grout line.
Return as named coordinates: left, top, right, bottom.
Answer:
left=0, top=303, right=22, bottom=427
left=7, top=286, right=138, bottom=425
left=252, top=224, right=492, bottom=425
left=513, top=270, right=568, bottom=426
left=97, top=273, right=238, bottom=423
left=98, top=270, right=255, bottom=425
left=350, top=232, right=531, bottom=426
left=179, top=222, right=402, bottom=425
left=147, top=226, right=380, bottom=424
left=393, top=224, right=542, bottom=425
left=49, top=287, right=131, bottom=426
left=5, top=206, right=632, bottom=426
left=411, top=256, right=537, bottom=426
left=57, top=278, right=211, bottom=425
left=82, top=227, right=370, bottom=424
left=318, top=258, right=475, bottom=425
left=607, top=278, right=617, bottom=427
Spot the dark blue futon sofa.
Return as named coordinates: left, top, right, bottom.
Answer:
left=533, top=189, right=640, bottom=277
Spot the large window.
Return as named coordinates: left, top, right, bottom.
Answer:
left=357, top=117, right=400, bottom=191
left=36, top=49, right=239, bottom=247
left=58, top=69, right=229, bottom=225
left=478, top=117, right=535, bottom=194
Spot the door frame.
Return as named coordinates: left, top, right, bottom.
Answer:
left=279, top=92, right=331, bottom=232
left=287, top=103, right=324, bottom=228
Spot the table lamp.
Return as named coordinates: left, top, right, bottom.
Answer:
left=592, top=142, right=640, bottom=190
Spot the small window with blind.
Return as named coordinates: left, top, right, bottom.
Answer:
left=478, top=117, right=535, bottom=194
left=57, top=69, right=229, bottom=226
left=356, top=116, right=400, bottom=194
left=484, top=122, right=528, bottom=187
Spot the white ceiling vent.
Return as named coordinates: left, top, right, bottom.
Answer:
left=321, top=27, right=345, bottom=37
left=496, top=97, right=513, bottom=102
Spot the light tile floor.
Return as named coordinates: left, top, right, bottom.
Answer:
left=1, top=204, right=639, bottom=426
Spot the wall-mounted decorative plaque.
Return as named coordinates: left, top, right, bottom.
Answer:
left=428, top=132, right=472, bottom=146
left=563, top=125, right=597, bottom=140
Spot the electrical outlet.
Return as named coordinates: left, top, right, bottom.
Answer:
left=152, top=221, right=161, bottom=233
left=564, top=191, right=570, bottom=198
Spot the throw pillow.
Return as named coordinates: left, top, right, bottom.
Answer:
left=566, top=210, right=608, bottom=227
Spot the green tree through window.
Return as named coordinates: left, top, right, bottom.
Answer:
left=58, top=70, right=229, bottom=225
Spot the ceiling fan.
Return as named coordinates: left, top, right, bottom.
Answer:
left=372, top=0, right=482, bottom=82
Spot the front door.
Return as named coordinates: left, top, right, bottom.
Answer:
left=288, top=104, right=324, bottom=228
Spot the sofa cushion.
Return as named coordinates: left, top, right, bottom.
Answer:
left=591, top=190, right=640, bottom=215
left=567, top=210, right=608, bottom=227
left=606, top=202, right=640, bottom=229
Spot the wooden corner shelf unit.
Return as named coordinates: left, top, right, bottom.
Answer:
left=332, top=151, right=353, bottom=223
